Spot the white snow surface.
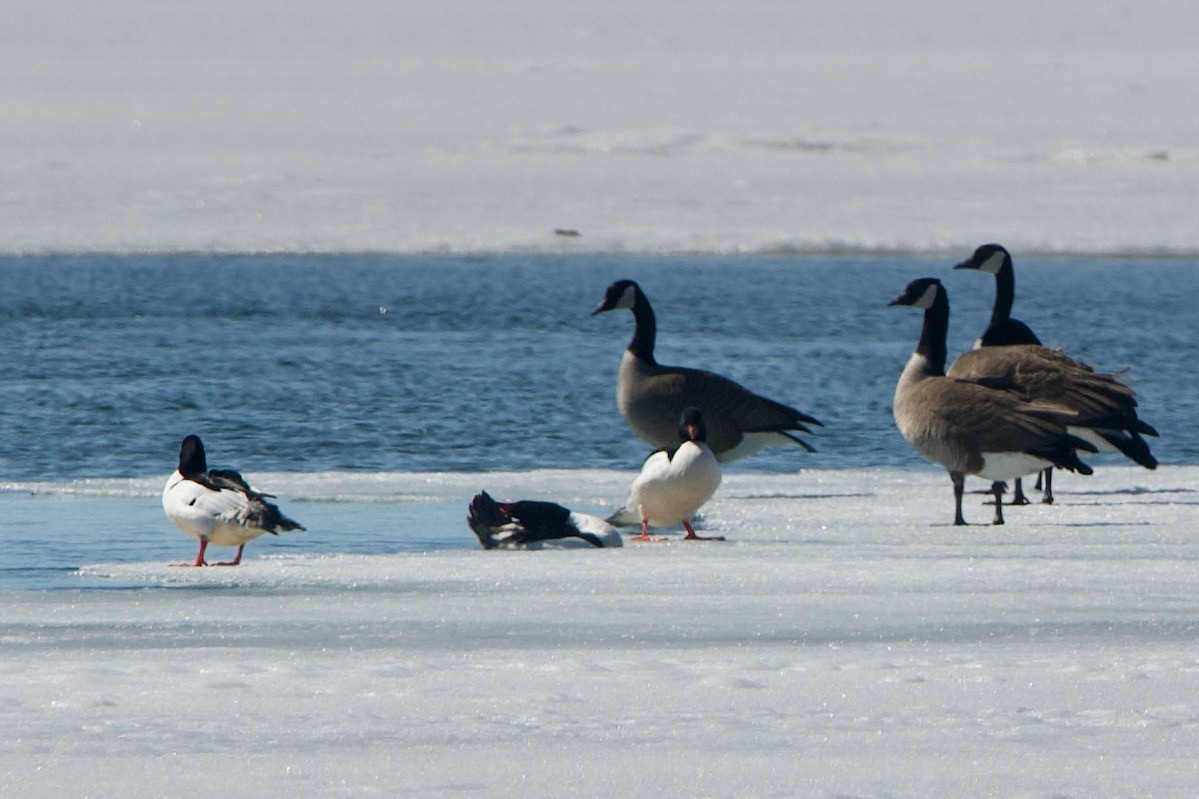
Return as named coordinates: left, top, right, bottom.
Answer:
left=2, top=1, right=1197, bottom=255
left=4, top=465, right=1199, bottom=797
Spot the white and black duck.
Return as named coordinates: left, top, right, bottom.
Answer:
left=467, top=492, right=623, bottom=549
left=162, top=435, right=304, bottom=566
left=624, top=407, right=723, bottom=541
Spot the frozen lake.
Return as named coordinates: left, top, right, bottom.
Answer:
left=3, top=0, right=1197, bottom=794
left=2, top=1, right=1197, bottom=256
left=3, top=466, right=1199, bottom=796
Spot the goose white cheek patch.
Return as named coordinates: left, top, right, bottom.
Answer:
left=981, top=250, right=1006, bottom=274
left=913, top=283, right=939, bottom=309
left=617, top=284, right=637, bottom=310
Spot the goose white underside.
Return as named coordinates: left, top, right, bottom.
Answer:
left=977, top=452, right=1054, bottom=482
left=162, top=471, right=271, bottom=548
left=716, top=431, right=793, bottom=463
left=1067, top=426, right=1120, bottom=453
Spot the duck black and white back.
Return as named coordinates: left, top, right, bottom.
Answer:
left=592, top=279, right=820, bottom=463
left=467, top=492, right=622, bottom=549
left=162, top=434, right=304, bottom=566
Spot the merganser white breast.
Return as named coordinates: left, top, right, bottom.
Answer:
left=625, top=407, right=723, bottom=541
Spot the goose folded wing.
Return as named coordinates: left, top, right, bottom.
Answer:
left=936, top=381, right=1078, bottom=452
left=677, top=366, right=820, bottom=433
left=951, top=346, right=1140, bottom=422
left=1005, top=351, right=1145, bottom=427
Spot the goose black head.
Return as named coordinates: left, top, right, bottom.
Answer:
left=178, top=434, right=208, bottom=476
left=953, top=243, right=1011, bottom=275
left=678, top=407, right=707, bottom=444
left=591, top=279, right=641, bottom=316
left=888, top=277, right=943, bottom=310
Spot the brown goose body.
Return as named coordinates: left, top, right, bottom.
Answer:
left=952, top=244, right=1157, bottom=480
left=896, top=353, right=1085, bottom=478
left=890, top=277, right=1095, bottom=525
left=594, top=279, right=820, bottom=463
left=949, top=346, right=1139, bottom=428
left=617, top=349, right=815, bottom=460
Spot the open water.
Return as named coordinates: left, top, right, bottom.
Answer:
left=1, top=253, right=1195, bottom=588
left=3, top=253, right=1194, bottom=478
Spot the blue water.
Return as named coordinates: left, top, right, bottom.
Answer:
left=1, top=253, right=1196, bottom=590
left=0, top=490, right=467, bottom=591
left=2, top=253, right=1195, bottom=479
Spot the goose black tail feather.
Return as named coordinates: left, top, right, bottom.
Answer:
left=779, top=430, right=817, bottom=454
left=1098, top=430, right=1158, bottom=469
left=761, top=398, right=823, bottom=431
left=1133, top=418, right=1159, bottom=437
left=1028, top=435, right=1096, bottom=476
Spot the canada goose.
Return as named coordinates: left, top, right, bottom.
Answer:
left=952, top=244, right=1158, bottom=504
left=162, top=435, right=304, bottom=566
left=591, top=279, right=820, bottom=462
left=467, top=492, right=623, bottom=549
left=952, top=243, right=1043, bottom=348
left=625, top=407, right=723, bottom=541
left=889, top=278, right=1096, bottom=525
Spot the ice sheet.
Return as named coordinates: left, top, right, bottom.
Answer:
left=2, top=1, right=1196, bottom=255
left=3, top=466, right=1198, bottom=796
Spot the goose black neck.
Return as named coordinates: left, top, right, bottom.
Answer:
left=989, top=259, right=1015, bottom=326
left=917, top=292, right=950, bottom=375
left=981, top=258, right=1043, bottom=346
left=628, top=294, right=657, bottom=363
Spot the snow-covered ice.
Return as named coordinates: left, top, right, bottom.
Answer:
left=3, top=466, right=1198, bottom=796
left=2, top=1, right=1197, bottom=255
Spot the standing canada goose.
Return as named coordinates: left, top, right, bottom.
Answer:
left=952, top=243, right=1043, bottom=348
left=625, top=407, right=723, bottom=541
left=467, top=492, right=623, bottom=549
left=951, top=243, right=1158, bottom=504
left=889, top=278, right=1096, bottom=525
left=591, top=279, right=820, bottom=462
left=162, top=435, right=304, bottom=566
